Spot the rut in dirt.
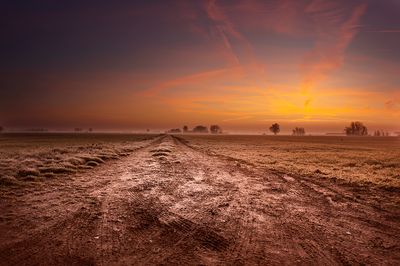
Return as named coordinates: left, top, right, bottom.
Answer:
left=0, top=135, right=399, bottom=265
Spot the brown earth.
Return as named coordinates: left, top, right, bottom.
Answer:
left=0, top=135, right=399, bottom=265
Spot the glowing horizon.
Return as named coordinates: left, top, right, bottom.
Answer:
left=0, top=0, right=399, bottom=133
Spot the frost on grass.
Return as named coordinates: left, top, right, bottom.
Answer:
left=0, top=134, right=152, bottom=184
left=182, top=135, right=400, bottom=188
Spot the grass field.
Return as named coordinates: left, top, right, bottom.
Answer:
left=181, top=135, right=400, bottom=188
left=1, top=133, right=399, bottom=189
left=0, top=133, right=156, bottom=186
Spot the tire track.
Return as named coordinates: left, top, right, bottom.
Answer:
left=0, top=135, right=399, bottom=265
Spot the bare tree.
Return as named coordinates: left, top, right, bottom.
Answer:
left=269, top=123, right=280, bottom=135
left=210, top=125, right=222, bottom=134
left=375, top=130, right=390, bottom=137
left=183, top=125, right=188, bottom=133
left=193, top=125, right=208, bottom=133
left=167, top=128, right=181, bottom=133
left=292, top=127, right=305, bottom=136
left=344, top=121, right=368, bottom=136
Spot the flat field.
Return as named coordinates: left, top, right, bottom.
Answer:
left=182, top=135, right=400, bottom=188
left=0, top=133, right=399, bottom=265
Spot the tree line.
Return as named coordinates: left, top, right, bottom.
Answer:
left=167, top=125, right=223, bottom=134
left=267, top=121, right=390, bottom=136
left=0, top=122, right=393, bottom=136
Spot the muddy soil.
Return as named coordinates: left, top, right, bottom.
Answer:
left=0, top=135, right=399, bottom=265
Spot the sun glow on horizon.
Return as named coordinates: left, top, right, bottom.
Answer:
left=0, top=0, right=399, bottom=132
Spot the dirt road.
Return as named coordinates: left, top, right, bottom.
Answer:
left=0, top=135, right=399, bottom=265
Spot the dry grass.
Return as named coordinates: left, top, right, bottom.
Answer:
left=0, top=133, right=155, bottom=185
left=181, top=135, right=400, bottom=188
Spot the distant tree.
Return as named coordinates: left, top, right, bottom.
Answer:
left=183, top=125, right=188, bottom=133
left=375, top=130, right=390, bottom=137
left=193, top=125, right=208, bottom=133
left=344, top=121, right=368, bottom=136
left=269, top=123, right=280, bottom=135
left=88, top=128, right=93, bottom=132
left=74, top=128, right=83, bottom=132
left=167, top=128, right=181, bottom=133
left=292, top=127, right=305, bottom=136
left=210, top=125, right=222, bottom=134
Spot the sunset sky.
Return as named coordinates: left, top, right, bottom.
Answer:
left=1, top=0, right=399, bottom=133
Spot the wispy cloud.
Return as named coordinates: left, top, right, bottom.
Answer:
left=204, top=0, right=259, bottom=67
left=205, top=0, right=242, bottom=66
left=140, top=66, right=244, bottom=97
left=300, top=1, right=368, bottom=94
left=139, top=0, right=265, bottom=98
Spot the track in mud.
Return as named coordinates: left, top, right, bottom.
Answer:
left=0, top=135, right=399, bottom=265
